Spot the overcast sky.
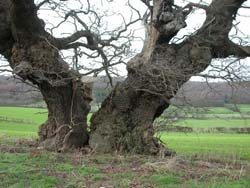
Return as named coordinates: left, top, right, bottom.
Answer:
left=1, top=0, right=250, bottom=81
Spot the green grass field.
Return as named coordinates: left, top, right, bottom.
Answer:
left=165, top=104, right=250, bottom=117
left=1, top=106, right=250, bottom=157
left=0, top=107, right=46, bottom=138
left=0, top=107, right=47, bottom=124
left=0, top=107, right=93, bottom=138
left=0, top=106, right=250, bottom=187
left=159, top=104, right=250, bottom=133
left=159, top=133, right=250, bottom=160
left=174, top=119, right=250, bottom=128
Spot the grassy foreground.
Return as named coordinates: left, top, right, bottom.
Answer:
left=1, top=145, right=250, bottom=188
left=0, top=106, right=250, bottom=187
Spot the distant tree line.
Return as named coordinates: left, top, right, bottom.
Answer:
left=0, top=76, right=43, bottom=107
left=1, top=76, right=250, bottom=108
left=172, top=81, right=250, bottom=107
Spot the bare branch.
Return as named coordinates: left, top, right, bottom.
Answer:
left=36, top=0, right=50, bottom=10
left=183, top=3, right=208, bottom=12
left=228, top=41, right=250, bottom=58
left=56, top=30, right=93, bottom=48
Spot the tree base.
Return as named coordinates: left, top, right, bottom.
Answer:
left=38, top=122, right=89, bottom=152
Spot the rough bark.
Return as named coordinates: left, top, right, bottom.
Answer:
left=89, top=0, right=249, bottom=155
left=37, top=75, right=91, bottom=151
left=90, top=41, right=211, bottom=155
left=12, top=41, right=92, bottom=151
left=0, top=0, right=91, bottom=151
left=0, top=0, right=13, bottom=59
left=90, top=78, right=171, bottom=155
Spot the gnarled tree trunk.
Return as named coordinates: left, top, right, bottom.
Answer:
left=90, top=78, right=170, bottom=155
left=0, top=0, right=91, bottom=151
left=89, top=42, right=211, bottom=155
left=38, top=79, right=91, bottom=151
left=90, top=0, right=250, bottom=155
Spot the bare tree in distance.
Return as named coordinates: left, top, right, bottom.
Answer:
left=0, top=0, right=250, bottom=155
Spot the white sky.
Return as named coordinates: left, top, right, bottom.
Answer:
left=1, top=0, right=250, bottom=81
